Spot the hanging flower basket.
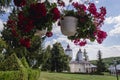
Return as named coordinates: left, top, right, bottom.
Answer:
left=4, top=0, right=60, bottom=48
left=60, top=16, right=78, bottom=36
left=58, top=0, right=107, bottom=46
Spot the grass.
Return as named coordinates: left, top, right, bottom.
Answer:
left=39, top=72, right=119, bottom=80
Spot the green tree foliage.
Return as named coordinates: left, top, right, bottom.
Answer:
left=96, top=50, right=106, bottom=74
left=0, top=0, right=12, bottom=14
left=83, top=49, right=89, bottom=61
left=0, top=37, right=7, bottom=62
left=50, top=42, right=70, bottom=72
left=26, top=36, right=45, bottom=68
left=0, top=0, right=11, bottom=6
left=42, top=45, right=52, bottom=71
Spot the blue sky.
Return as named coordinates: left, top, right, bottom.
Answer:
left=0, top=0, right=120, bottom=60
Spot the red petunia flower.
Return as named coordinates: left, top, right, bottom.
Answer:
left=51, top=7, right=60, bottom=21
left=11, top=29, right=19, bottom=37
left=14, top=0, right=26, bottom=7
left=20, top=38, right=31, bottom=48
left=18, top=14, right=35, bottom=33
left=46, top=32, right=53, bottom=37
left=18, top=11, right=24, bottom=21
left=29, top=3, right=47, bottom=19
left=7, top=20, right=15, bottom=29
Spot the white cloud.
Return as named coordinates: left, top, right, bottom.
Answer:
left=95, top=0, right=99, bottom=3
left=81, top=45, right=120, bottom=60
left=105, top=15, right=120, bottom=36
left=109, top=26, right=120, bottom=36
left=105, top=16, right=120, bottom=24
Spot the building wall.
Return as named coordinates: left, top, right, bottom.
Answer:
left=69, top=63, right=96, bottom=73
left=69, top=63, right=86, bottom=73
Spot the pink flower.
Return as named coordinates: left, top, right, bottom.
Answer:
left=72, top=2, right=79, bottom=8
left=73, top=39, right=80, bottom=45
left=97, top=30, right=107, bottom=39
left=79, top=40, right=87, bottom=46
left=79, top=4, right=86, bottom=12
left=100, top=7, right=106, bottom=17
left=88, top=3, right=97, bottom=15
left=46, top=32, right=53, bottom=37
left=96, top=30, right=107, bottom=44
left=14, top=0, right=26, bottom=7
left=51, top=7, right=60, bottom=21
left=97, top=38, right=103, bottom=44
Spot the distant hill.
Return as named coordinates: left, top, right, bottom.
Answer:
left=90, top=56, right=120, bottom=68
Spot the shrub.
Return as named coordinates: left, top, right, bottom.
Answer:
left=0, top=53, right=40, bottom=80
left=0, top=53, right=24, bottom=71
left=28, top=69, right=40, bottom=80
left=0, top=70, right=28, bottom=80
left=21, top=57, right=29, bottom=68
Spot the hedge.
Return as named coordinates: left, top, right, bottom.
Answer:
left=28, top=69, right=40, bottom=80
left=0, top=69, right=40, bottom=80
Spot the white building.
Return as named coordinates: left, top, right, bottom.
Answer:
left=65, top=44, right=73, bottom=59
left=108, top=64, right=120, bottom=75
left=65, top=45, right=97, bottom=73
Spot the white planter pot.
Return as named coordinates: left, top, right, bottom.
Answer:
left=60, top=16, right=78, bottom=36
left=35, top=29, right=47, bottom=37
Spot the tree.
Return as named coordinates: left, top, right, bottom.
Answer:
left=96, top=50, right=106, bottom=74
left=0, top=0, right=12, bottom=14
left=26, top=36, right=46, bottom=68
left=0, top=37, right=7, bottom=62
left=83, top=49, right=89, bottom=61
left=50, top=42, right=69, bottom=72
left=41, top=45, right=52, bottom=71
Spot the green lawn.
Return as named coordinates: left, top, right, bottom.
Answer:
left=39, top=72, right=119, bottom=80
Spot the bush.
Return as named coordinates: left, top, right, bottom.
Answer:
left=28, top=69, right=40, bottom=80
left=0, top=70, right=28, bottom=80
left=21, top=57, right=29, bottom=68
left=0, top=53, right=24, bottom=71
left=0, top=69, right=40, bottom=80
left=0, top=53, right=40, bottom=80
